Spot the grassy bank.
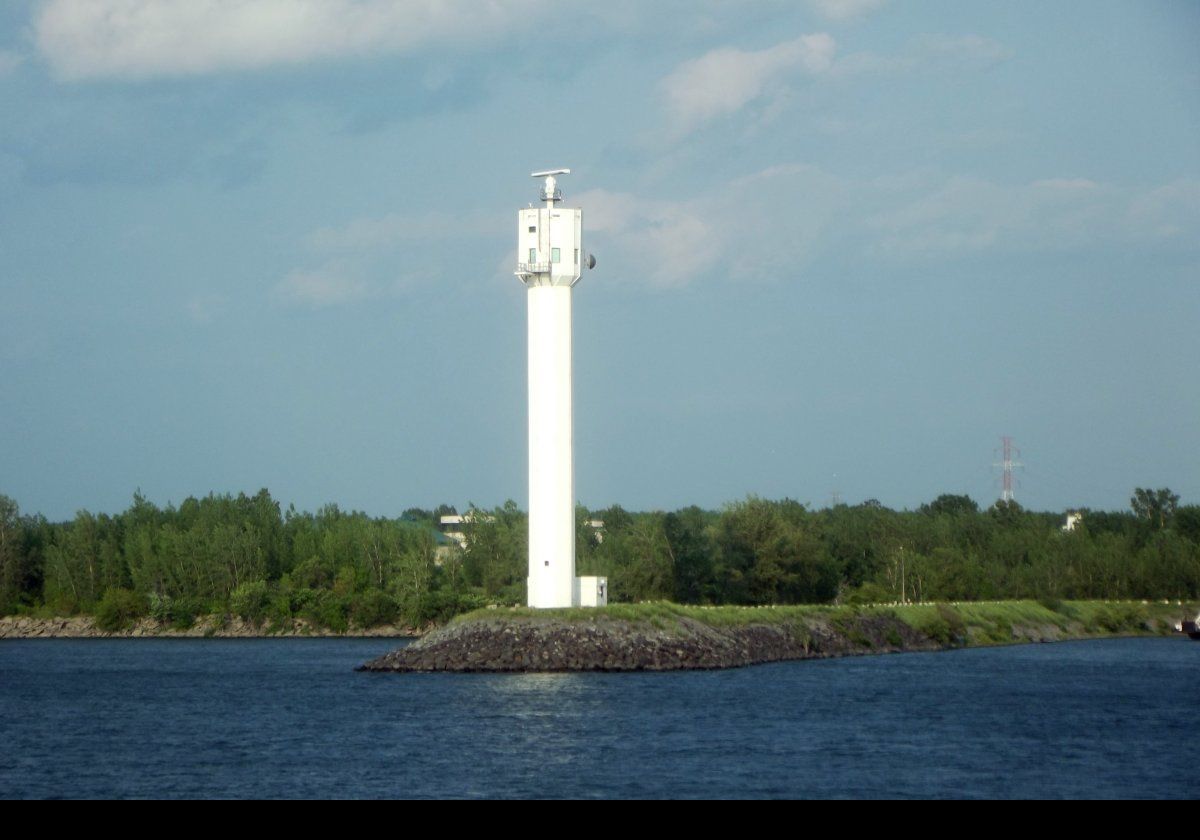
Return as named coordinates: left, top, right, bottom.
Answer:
left=5, top=599, right=1192, bottom=645
left=363, top=598, right=1197, bottom=673
left=453, top=599, right=1194, bottom=647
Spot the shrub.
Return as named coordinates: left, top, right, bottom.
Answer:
left=300, top=591, right=349, bottom=632
left=937, top=604, right=967, bottom=641
left=168, top=598, right=203, bottom=630
left=231, top=581, right=271, bottom=626
left=410, top=591, right=488, bottom=626
left=266, top=590, right=295, bottom=627
left=913, top=605, right=967, bottom=646
left=149, top=594, right=203, bottom=629
left=844, top=583, right=893, bottom=606
left=149, top=593, right=171, bottom=623
left=289, top=587, right=319, bottom=614
left=46, top=592, right=80, bottom=616
left=1095, top=603, right=1141, bottom=633
left=984, top=617, right=1014, bottom=644
left=350, top=589, right=399, bottom=628
left=95, top=588, right=147, bottom=632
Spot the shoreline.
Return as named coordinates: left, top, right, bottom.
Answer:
left=0, top=615, right=421, bottom=640
left=4, top=600, right=1193, bottom=664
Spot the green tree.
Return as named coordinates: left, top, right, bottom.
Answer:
left=1173, top=505, right=1200, bottom=544
left=620, top=514, right=674, bottom=601
left=987, top=499, right=1026, bottom=528
left=716, top=497, right=838, bottom=605
left=461, top=501, right=526, bottom=600
left=1131, top=487, right=1179, bottom=530
left=0, top=495, right=27, bottom=613
left=920, top=494, right=979, bottom=517
left=43, top=510, right=124, bottom=611
left=664, top=506, right=717, bottom=604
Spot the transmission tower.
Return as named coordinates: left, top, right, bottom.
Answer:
left=993, top=436, right=1023, bottom=503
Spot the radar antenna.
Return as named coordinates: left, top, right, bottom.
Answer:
left=531, top=168, right=570, bottom=204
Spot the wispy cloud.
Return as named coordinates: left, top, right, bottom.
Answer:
left=316, top=171, right=1192, bottom=296
left=913, top=33, right=1012, bottom=64
left=0, top=49, right=23, bottom=76
left=186, top=293, right=227, bottom=324
left=35, top=0, right=545, bottom=80
left=576, top=166, right=851, bottom=289
left=273, top=263, right=370, bottom=309
left=309, top=210, right=491, bottom=251
left=1127, top=179, right=1200, bottom=241
left=661, top=33, right=835, bottom=134
left=575, top=169, right=1198, bottom=289
left=577, top=189, right=723, bottom=289
left=278, top=208, right=498, bottom=306
left=807, top=0, right=887, bottom=22
left=866, top=176, right=1121, bottom=255
left=833, top=33, right=1012, bottom=78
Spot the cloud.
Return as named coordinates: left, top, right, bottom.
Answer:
left=573, top=169, right=1198, bottom=289
left=186, top=293, right=227, bottom=324
left=832, top=33, right=1012, bottom=78
left=576, top=188, right=723, bottom=289
left=1127, top=179, right=1200, bottom=241
left=280, top=208, right=501, bottom=303
left=34, top=0, right=544, bottom=80
left=661, top=33, right=835, bottom=133
left=309, top=210, right=491, bottom=251
left=0, top=150, right=23, bottom=185
left=866, top=175, right=1125, bottom=255
left=281, top=172, right=1196, bottom=301
left=576, top=167, right=852, bottom=289
left=0, top=50, right=23, bottom=76
left=273, top=264, right=370, bottom=308
left=574, top=173, right=855, bottom=290
left=911, top=33, right=1013, bottom=65
left=807, top=0, right=887, bottom=22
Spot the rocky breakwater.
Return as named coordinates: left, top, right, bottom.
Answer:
left=358, top=611, right=943, bottom=673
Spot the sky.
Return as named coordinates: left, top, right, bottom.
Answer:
left=1, top=0, right=1197, bottom=522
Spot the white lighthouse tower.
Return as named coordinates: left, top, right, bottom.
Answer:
left=516, top=169, right=606, bottom=609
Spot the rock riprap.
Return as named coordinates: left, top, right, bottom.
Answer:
left=358, top=613, right=940, bottom=673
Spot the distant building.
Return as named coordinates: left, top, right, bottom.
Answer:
left=1062, top=511, right=1083, bottom=532
left=439, top=514, right=470, bottom=549
left=587, top=520, right=605, bottom=543
left=438, top=514, right=605, bottom=548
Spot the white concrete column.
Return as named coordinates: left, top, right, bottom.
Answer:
left=526, top=283, right=576, bottom=608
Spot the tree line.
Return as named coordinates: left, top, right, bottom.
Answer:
left=0, top=488, right=1196, bottom=629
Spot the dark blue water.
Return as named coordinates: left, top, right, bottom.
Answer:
left=1, top=637, right=1197, bottom=799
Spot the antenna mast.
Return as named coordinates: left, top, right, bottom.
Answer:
left=994, top=436, right=1023, bottom=503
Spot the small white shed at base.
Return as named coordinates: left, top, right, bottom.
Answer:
left=574, top=576, right=608, bottom=608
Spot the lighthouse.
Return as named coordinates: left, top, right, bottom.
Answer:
left=516, top=170, right=606, bottom=609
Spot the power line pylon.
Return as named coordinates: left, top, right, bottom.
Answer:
left=993, top=436, right=1023, bottom=503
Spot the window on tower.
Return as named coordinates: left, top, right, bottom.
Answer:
left=529, top=248, right=536, bottom=263
left=551, top=248, right=561, bottom=263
